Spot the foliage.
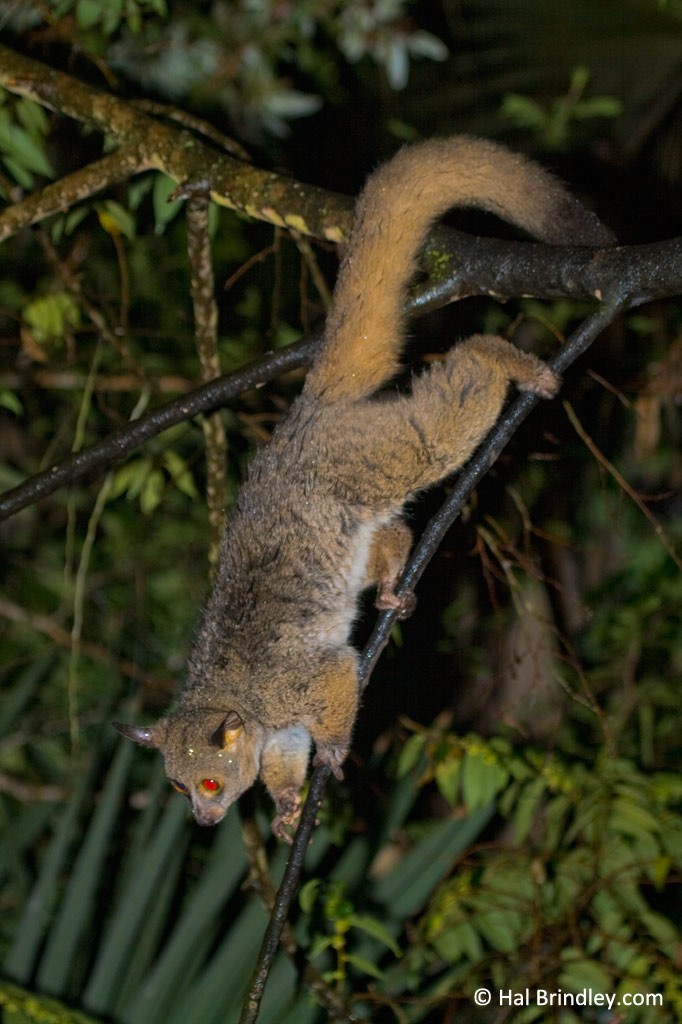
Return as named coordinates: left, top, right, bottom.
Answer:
left=396, top=733, right=682, bottom=1020
left=1, top=2, right=682, bottom=1023
left=501, top=66, right=623, bottom=152
left=6, top=0, right=446, bottom=139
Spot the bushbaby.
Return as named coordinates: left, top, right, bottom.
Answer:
left=114, top=136, right=612, bottom=838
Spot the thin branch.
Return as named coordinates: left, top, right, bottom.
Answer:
left=0, top=595, right=166, bottom=691
left=239, top=765, right=335, bottom=1024
left=239, top=814, right=363, bottom=1022
left=0, top=371, right=193, bottom=393
left=239, top=298, right=628, bottom=1023
left=0, top=150, right=152, bottom=242
left=563, top=399, right=682, bottom=572
left=0, top=336, right=320, bottom=521
left=4, top=226, right=675, bottom=523
left=186, top=195, right=228, bottom=569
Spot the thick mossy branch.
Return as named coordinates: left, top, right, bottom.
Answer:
left=0, top=43, right=352, bottom=244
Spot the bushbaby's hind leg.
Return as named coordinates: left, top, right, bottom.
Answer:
left=366, top=518, right=416, bottom=617
left=261, top=726, right=311, bottom=842
left=403, top=334, right=559, bottom=492
left=321, top=334, right=558, bottom=507
left=303, top=650, right=360, bottom=780
left=463, top=334, right=558, bottom=399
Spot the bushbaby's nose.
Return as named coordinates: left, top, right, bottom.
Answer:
left=193, top=802, right=226, bottom=826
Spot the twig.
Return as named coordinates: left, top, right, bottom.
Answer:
left=186, top=195, right=228, bottom=569
left=0, top=596, right=166, bottom=691
left=239, top=766, right=335, bottom=1024
left=0, top=335, right=321, bottom=521
left=0, top=225, right=650, bottom=524
left=0, top=150, right=153, bottom=243
left=239, top=814, right=362, bottom=1022
left=238, top=298, right=628, bottom=1023
left=563, top=399, right=682, bottom=571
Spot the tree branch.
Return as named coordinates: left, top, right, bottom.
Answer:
left=2, top=228, right=680, bottom=522
left=238, top=297, right=629, bottom=1023
left=2, top=40, right=679, bottom=1022
left=0, top=336, right=319, bottom=521
left=0, top=150, right=152, bottom=242
left=0, top=43, right=352, bottom=244
left=186, top=195, right=228, bottom=569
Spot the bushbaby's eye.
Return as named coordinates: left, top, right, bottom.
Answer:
left=200, top=778, right=223, bottom=795
left=170, top=779, right=189, bottom=796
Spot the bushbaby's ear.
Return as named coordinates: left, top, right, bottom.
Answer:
left=112, top=721, right=163, bottom=749
left=211, top=711, right=244, bottom=749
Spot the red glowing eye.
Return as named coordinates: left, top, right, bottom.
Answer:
left=201, top=778, right=221, bottom=793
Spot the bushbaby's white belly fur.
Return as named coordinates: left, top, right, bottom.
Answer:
left=325, top=517, right=391, bottom=647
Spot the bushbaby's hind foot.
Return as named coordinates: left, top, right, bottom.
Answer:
left=514, top=361, right=560, bottom=400
left=313, top=742, right=349, bottom=781
left=462, top=334, right=560, bottom=400
left=375, top=585, right=417, bottom=619
left=367, top=518, right=416, bottom=619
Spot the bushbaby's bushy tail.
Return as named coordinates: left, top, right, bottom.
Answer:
left=303, top=136, right=613, bottom=403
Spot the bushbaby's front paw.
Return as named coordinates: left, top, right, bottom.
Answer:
left=271, top=788, right=303, bottom=843
left=313, top=743, right=349, bottom=781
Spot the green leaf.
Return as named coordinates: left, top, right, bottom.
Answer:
left=559, top=955, right=612, bottom=994
left=16, top=97, right=49, bottom=137
left=140, top=468, right=165, bottom=514
left=344, top=953, right=384, bottom=980
left=2, top=154, right=33, bottom=189
left=501, top=93, right=546, bottom=130
left=609, top=796, right=661, bottom=840
left=98, top=200, right=136, bottom=240
left=574, top=97, right=623, bottom=120
left=461, top=751, right=508, bottom=811
left=153, top=174, right=183, bottom=232
left=298, top=879, right=321, bottom=915
left=650, top=855, right=672, bottom=889
left=0, top=981, right=103, bottom=1024
left=433, top=921, right=483, bottom=964
left=0, top=116, right=54, bottom=178
left=109, top=458, right=153, bottom=501
left=76, top=0, right=109, bottom=30
left=36, top=743, right=136, bottom=994
left=3, top=758, right=95, bottom=981
left=348, top=914, right=400, bottom=955
left=476, top=910, right=524, bottom=954
left=396, top=733, right=425, bottom=777
left=23, top=292, right=81, bottom=346
left=0, top=390, right=23, bottom=415
left=512, top=777, right=546, bottom=844
left=434, top=755, right=461, bottom=806
left=163, top=450, right=198, bottom=500
left=373, top=808, right=494, bottom=918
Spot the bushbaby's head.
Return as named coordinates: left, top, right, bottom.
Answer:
left=113, top=708, right=262, bottom=826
